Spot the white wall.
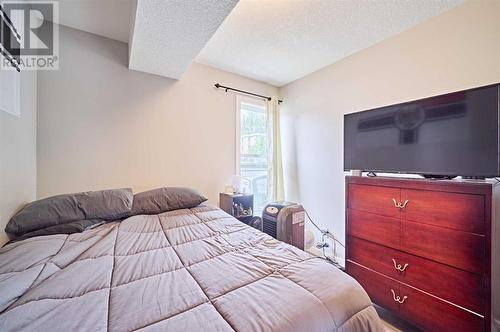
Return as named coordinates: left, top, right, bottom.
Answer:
left=280, top=0, right=500, bottom=257
left=37, top=26, right=278, bottom=204
left=279, top=0, right=500, bottom=325
left=0, top=70, right=37, bottom=245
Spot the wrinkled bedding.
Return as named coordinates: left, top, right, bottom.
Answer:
left=0, top=204, right=383, bottom=331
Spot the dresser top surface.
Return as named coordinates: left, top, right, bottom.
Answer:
left=346, top=175, right=498, bottom=194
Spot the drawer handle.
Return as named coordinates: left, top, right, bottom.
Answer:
left=391, top=289, right=408, bottom=304
left=392, top=258, right=409, bottom=272
left=392, top=198, right=409, bottom=209
left=392, top=198, right=399, bottom=208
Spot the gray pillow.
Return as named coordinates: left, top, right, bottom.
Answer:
left=5, top=188, right=133, bottom=236
left=131, top=187, right=207, bottom=215
left=10, top=219, right=105, bottom=243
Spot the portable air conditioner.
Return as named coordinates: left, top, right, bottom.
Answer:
left=262, top=202, right=305, bottom=250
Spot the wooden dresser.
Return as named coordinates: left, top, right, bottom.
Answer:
left=345, top=176, right=499, bottom=332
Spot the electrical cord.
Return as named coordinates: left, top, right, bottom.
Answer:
left=303, top=208, right=345, bottom=268
left=304, top=208, right=345, bottom=248
left=304, top=209, right=324, bottom=233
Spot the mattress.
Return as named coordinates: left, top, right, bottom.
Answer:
left=0, top=204, right=383, bottom=331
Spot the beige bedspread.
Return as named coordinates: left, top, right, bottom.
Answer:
left=0, top=204, right=383, bottom=331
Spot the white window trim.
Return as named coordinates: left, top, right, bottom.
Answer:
left=235, top=94, right=268, bottom=175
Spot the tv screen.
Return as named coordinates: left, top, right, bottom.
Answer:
left=344, top=84, right=500, bottom=178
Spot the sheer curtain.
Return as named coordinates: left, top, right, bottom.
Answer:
left=268, top=97, right=284, bottom=201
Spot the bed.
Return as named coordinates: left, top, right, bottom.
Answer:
left=0, top=200, right=383, bottom=331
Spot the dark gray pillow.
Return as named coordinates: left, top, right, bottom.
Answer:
left=10, top=219, right=105, bottom=243
left=5, top=188, right=133, bottom=236
left=131, top=187, right=207, bottom=215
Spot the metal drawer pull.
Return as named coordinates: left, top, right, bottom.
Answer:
left=392, top=198, right=399, bottom=208
left=392, top=198, right=409, bottom=209
left=391, top=289, right=408, bottom=304
left=392, top=258, right=409, bottom=272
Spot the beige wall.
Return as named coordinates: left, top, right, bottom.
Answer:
left=279, top=0, right=500, bottom=325
left=0, top=71, right=37, bottom=245
left=37, top=26, right=277, bottom=205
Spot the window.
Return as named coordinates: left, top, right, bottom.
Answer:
left=236, top=97, right=271, bottom=214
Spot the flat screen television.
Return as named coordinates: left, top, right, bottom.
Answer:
left=344, top=84, right=500, bottom=178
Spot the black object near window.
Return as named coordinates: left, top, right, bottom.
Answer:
left=0, top=3, right=21, bottom=72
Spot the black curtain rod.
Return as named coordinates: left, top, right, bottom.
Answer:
left=214, top=83, right=282, bottom=104
left=0, top=6, right=20, bottom=39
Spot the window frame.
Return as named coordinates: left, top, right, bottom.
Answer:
left=235, top=95, right=269, bottom=176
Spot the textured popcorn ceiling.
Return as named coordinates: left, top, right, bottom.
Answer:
left=128, top=0, right=238, bottom=79
left=196, top=0, right=464, bottom=86
left=51, top=0, right=464, bottom=83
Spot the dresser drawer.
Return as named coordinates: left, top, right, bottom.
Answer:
left=347, top=236, right=484, bottom=314
left=348, top=261, right=485, bottom=332
left=402, top=189, right=485, bottom=234
left=399, top=283, right=484, bottom=332
left=402, top=221, right=485, bottom=274
left=347, top=209, right=400, bottom=249
left=348, top=184, right=401, bottom=218
left=346, top=261, right=400, bottom=313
